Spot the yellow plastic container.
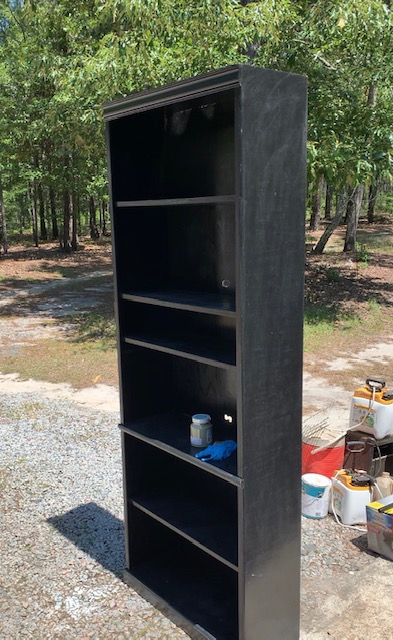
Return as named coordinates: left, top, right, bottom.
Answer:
left=331, top=470, right=373, bottom=525
left=350, top=380, right=393, bottom=439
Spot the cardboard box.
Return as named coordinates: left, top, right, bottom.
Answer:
left=366, top=494, right=393, bottom=561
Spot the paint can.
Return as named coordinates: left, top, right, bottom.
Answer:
left=301, top=473, right=331, bottom=519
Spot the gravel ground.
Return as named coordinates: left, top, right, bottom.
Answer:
left=301, top=514, right=371, bottom=577
left=0, top=389, right=381, bottom=639
left=0, top=392, right=187, bottom=639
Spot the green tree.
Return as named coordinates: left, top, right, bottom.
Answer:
left=0, top=0, right=391, bottom=253
left=275, top=1, right=393, bottom=251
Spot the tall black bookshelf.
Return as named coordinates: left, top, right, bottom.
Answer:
left=104, top=65, right=307, bottom=640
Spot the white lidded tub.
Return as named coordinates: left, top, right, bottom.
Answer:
left=301, top=473, right=331, bottom=519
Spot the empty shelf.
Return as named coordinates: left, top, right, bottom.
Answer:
left=121, top=289, right=235, bottom=316
left=124, top=332, right=235, bottom=369
left=116, top=195, right=236, bottom=207
left=132, top=493, right=237, bottom=569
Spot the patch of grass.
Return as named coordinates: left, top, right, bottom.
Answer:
left=31, top=422, right=44, bottom=432
left=325, top=267, right=342, bottom=283
left=304, top=304, right=338, bottom=325
left=357, top=227, right=393, bottom=254
left=0, top=276, right=56, bottom=293
left=303, top=302, right=367, bottom=345
left=304, top=297, right=385, bottom=354
left=67, top=312, right=116, bottom=347
left=355, top=243, right=370, bottom=265
left=0, top=468, right=10, bottom=490
left=0, top=338, right=118, bottom=389
left=367, top=297, right=381, bottom=314
left=6, top=234, right=37, bottom=247
left=9, top=401, right=47, bottom=421
left=304, top=304, right=340, bottom=351
left=39, top=264, right=99, bottom=279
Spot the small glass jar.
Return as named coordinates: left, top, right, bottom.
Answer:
left=190, top=414, right=213, bottom=448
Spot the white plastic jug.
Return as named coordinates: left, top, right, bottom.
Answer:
left=374, top=472, right=393, bottom=499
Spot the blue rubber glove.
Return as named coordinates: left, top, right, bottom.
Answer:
left=195, top=440, right=237, bottom=462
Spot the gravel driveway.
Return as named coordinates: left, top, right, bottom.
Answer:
left=0, top=392, right=187, bottom=639
left=0, top=382, right=385, bottom=640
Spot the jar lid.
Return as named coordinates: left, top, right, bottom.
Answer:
left=192, top=414, right=211, bottom=424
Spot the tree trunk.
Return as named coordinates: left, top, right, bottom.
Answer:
left=0, top=175, right=9, bottom=254
left=49, top=186, right=59, bottom=239
left=74, top=191, right=81, bottom=236
left=368, top=183, right=378, bottom=224
left=71, top=192, right=79, bottom=251
left=344, top=185, right=364, bottom=252
left=89, top=196, right=99, bottom=238
left=367, top=84, right=377, bottom=107
left=29, top=181, right=39, bottom=247
left=62, top=155, right=72, bottom=251
left=344, top=193, right=354, bottom=225
left=18, top=194, right=28, bottom=236
left=101, top=200, right=107, bottom=235
left=37, top=182, right=47, bottom=241
left=365, top=83, right=378, bottom=226
left=62, top=188, right=72, bottom=251
left=309, top=175, right=325, bottom=230
left=313, top=189, right=348, bottom=255
left=33, top=153, right=47, bottom=241
left=99, top=200, right=103, bottom=233
left=18, top=201, right=23, bottom=236
left=325, top=184, right=333, bottom=220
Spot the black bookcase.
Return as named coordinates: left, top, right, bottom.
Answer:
left=104, top=65, right=307, bottom=640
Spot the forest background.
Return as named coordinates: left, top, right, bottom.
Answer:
left=0, top=0, right=392, bottom=253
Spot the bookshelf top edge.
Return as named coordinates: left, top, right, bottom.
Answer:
left=103, top=65, right=306, bottom=121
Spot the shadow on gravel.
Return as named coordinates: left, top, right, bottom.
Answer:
left=350, top=533, right=379, bottom=557
left=47, top=502, right=125, bottom=578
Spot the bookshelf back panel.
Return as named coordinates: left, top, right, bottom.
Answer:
left=121, top=347, right=237, bottom=426
left=109, top=90, right=235, bottom=201
left=114, top=203, right=236, bottom=295
left=127, top=508, right=238, bottom=640
left=124, top=437, right=238, bottom=565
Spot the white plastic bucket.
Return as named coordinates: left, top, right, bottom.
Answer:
left=301, top=473, right=331, bottom=519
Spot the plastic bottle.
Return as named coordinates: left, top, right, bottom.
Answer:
left=190, top=414, right=213, bottom=448
left=375, top=472, right=393, bottom=499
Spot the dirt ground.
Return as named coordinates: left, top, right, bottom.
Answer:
left=0, top=240, right=117, bottom=390
left=303, top=222, right=393, bottom=392
left=0, top=227, right=392, bottom=403
left=0, top=239, right=113, bottom=280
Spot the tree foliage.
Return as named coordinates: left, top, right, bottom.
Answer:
left=0, top=0, right=392, bottom=251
